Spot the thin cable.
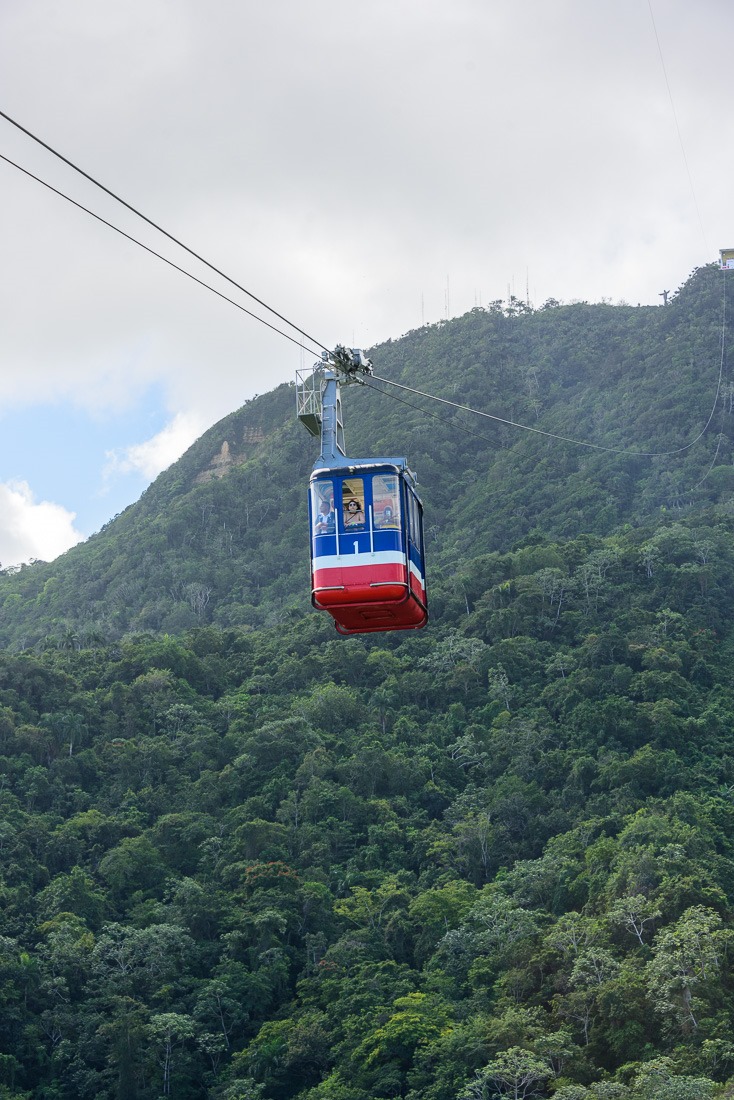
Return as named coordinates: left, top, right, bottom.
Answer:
left=0, top=108, right=330, bottom=353
left=691, top=432, right=725, bottom=493
left=362, top=377, right=508, bottom=448
left=647, top=0, right=709, bottom=253
left=0, top=152, right=323, bottom=357
left=690, top=274, right=729, bottom=491
left=370, top=288, right=726, bottom=459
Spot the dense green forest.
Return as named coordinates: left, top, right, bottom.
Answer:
left=2, top=265, right=734, bottom=1098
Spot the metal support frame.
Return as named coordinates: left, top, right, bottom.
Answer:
left=297, top=346, right=374, bottom=460
left=319, top=371, right=346, bottom=462
left=296, top=366, right=324, bottom=437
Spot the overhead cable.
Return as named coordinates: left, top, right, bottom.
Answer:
left=369, top=283, right=726, bottom=460
left=0, top=108, right=330, bottom=353
left=0, top=152, right=323, bottom=357
left=362, top=378, right=509, bottom=448
left=646, top=0, right=709, bottom=253
left=689, top=274, right=729, bottom=489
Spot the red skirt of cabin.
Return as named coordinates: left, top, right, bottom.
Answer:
left=312, top=561, right=427, bottom=634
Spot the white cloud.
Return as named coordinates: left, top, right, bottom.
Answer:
left=0, top=480, right=84, bottom=568
left=0, top=0, right=733, bottom=536
left=104, top=411, right=204, bottom=481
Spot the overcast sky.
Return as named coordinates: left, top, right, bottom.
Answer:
left=0, top=0, right=731, bottom=566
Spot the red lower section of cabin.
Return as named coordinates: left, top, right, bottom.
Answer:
left=313, top=562, right=405, bottom=589
left=330, top=594, right=427, bottom=634
left=312, top=566, right=427, bottom=635
left=409, top=570, right=425, bottom=600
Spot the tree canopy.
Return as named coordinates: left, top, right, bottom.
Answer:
left=2, top=265, right=734, bottom=1097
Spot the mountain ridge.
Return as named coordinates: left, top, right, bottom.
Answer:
left=0, top=262, right=729, bottom=650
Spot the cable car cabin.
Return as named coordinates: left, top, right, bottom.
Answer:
left=721, top=248, right=734, bottom=271
left=298, top=351, right=428, bottom=636
left=309, top=462, right=428, bottom=635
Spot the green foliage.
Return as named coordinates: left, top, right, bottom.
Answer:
left=3, top=267, right=734, bottom=1095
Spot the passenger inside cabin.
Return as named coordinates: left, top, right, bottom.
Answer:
left=379, top=505, right=398, bottom=528
left=315, top=499, right=335, bottom=533
left=344, top=499, right=365, bottom=526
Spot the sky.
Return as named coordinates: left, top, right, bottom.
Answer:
left=0, top=0, right=732, bottom=566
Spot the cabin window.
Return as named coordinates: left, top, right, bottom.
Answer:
left=342, top=478, right=366, bottom=528
left=407, top=491, right=420, bottom=543
left=373, top=474, right=400, bottom=528
left=312, top=480, right=335, bottom=535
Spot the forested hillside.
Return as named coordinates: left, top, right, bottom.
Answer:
left=0, top=263, right=730, bottom=649
left=2, top=265, right=734, bottom=1099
